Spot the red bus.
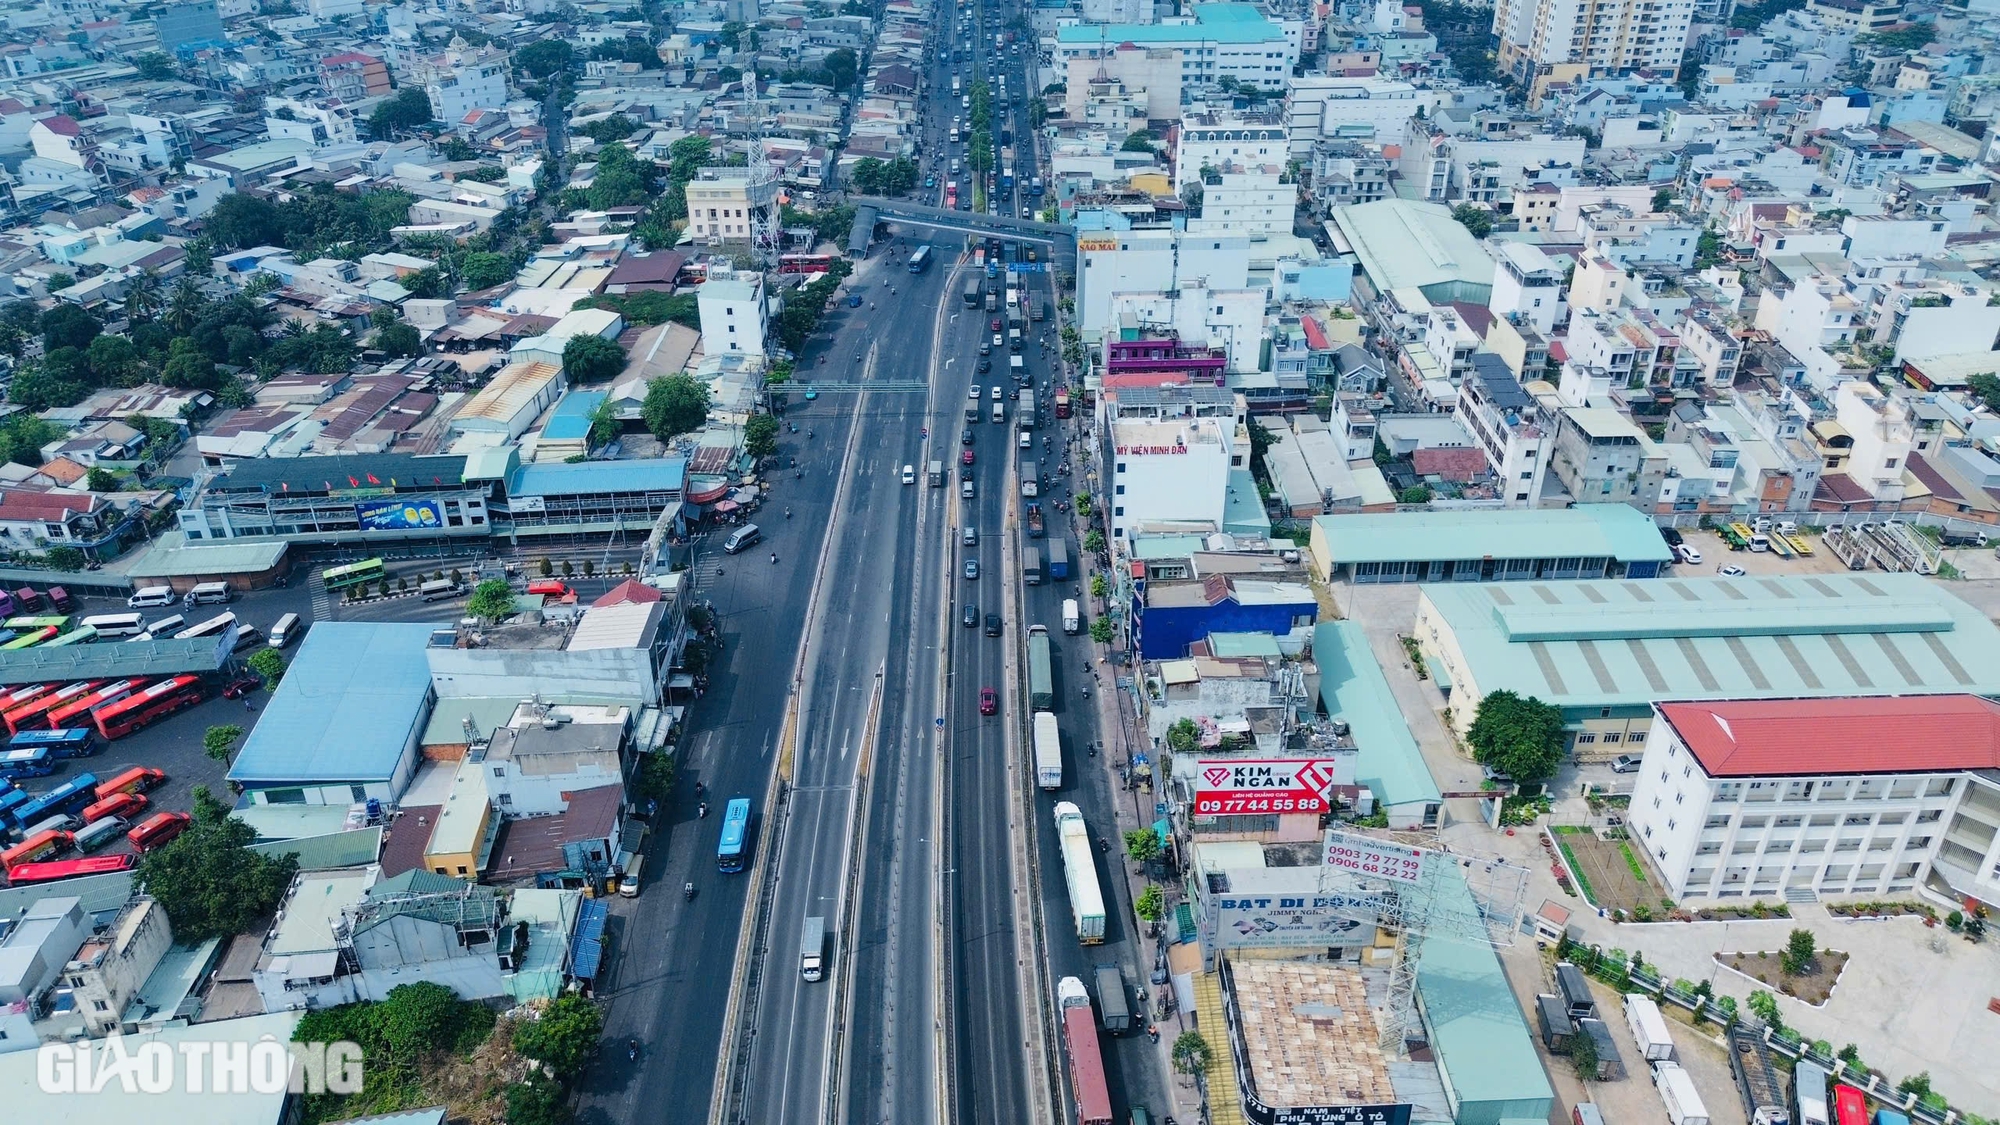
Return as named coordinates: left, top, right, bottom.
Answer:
left=94, top=767, right=166, bottom=801
left=0, top=683, right=53, bottom=715
left=7, top=852, right=136, bottom=885
left=778, top=253, right=835, bottom=275
left=3, top=681, right=98, bottom=735
left=93, top=676, right=203, bottom=740
left=45, top=678, right=152, bottom=731
left=1, top=828, right=74, bottom=868
left=1834, top=1085, right=1868, bottom=1125
left=128, top=811, right=190, bottom=852
left=80, top=791, right=147, bottom=824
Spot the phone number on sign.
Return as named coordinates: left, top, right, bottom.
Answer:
left=1196, top=794, right=1330, bottom=815
left=1325, top=845, right=1421, bottom=881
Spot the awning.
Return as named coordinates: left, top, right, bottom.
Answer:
left=712, top=499, right=740, bottom=514
left=686, top=479, right=731, bottom=504
left=569, top=898, right=609, bottom=980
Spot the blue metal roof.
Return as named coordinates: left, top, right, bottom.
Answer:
left=507, top=458, right=687, bottom=497
left=542, top=392, right=608, bottom=442
left=569, top=897, right=608, bottom=979
left=229, top=623, right=436, bottom=786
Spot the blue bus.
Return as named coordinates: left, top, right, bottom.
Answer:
left=717, top=798, right=752, bottom=873
left=0, top=784, right=27, bottom=822
left=5, top=772, right=96, bottom=829
left=0, top=746, right=56, bottom=779
left=10, top=728, right=95, bottom=759
left=908, top=245, right=933, bottom=274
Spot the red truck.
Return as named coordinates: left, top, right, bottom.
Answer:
left=1054, top=388, right=1071, bottom=418
left=1057, top=976, right=1112, bottom=1125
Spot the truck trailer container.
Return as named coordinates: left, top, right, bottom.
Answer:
left=1062, top=598, right=1081, bottom=635
left=1054, top=802, right=1106, bottom=943
left=1094, top=963, right=1133, bottom=1034
left=1033, top=711, right=1061, bottom=789
left=1046, top=538, right=1071, bottom=580
left=1027, top=625, right=1053, bottom=709
left=800, top=915, right=827, bottom=982
left=1625, top=993, right=1676, bottom=1061
left=1730, top=1025, right=1791, bottom=1125
left=1023, top=545, right=1043, bottom=585
left=1655, top=1062, right=1711, bottom=1125
left=1057, top=976, right=1113, bottom=1125
left=1793, top=1061, right=1831, bottom=1125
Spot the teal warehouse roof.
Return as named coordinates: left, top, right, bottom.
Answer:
left=1314, top=505, right=1673, bottom=567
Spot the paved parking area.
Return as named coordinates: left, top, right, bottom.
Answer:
left=1670, top=528, right=1855, bottom=577
left=1333, top=581, right=1485, bottom=798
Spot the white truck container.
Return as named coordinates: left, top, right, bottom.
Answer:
left=1054, top=801, right=1106, bottom=943
left=1062, top=598, right=1080, bottom=635
left=1655, top=1062, right=1711, bottom=1125
left=1624, top=993, right=1676, bottom=1062
left=1033, top=711, right=1062, bottom=789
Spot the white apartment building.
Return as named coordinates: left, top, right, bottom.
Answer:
left=1064, top=48, right=1183, bottom=123
left=1629, top=696, right=2000, bottom=901
left=1832, top=380, right=1913, bottom=502
left=1489, top=241, right=1564, bottom=339
left=1074, top=228, right=1251, bottom=337
left=699, top=274, right=768, bottom=357
left=1107, top=418, right=1234, bottom=541
left=1189, top=169, right=1292, bottom=237
left=1492, top=0, right=1695, bottom=83
left=1054, top=8, right=1300, bottom=99
left=421, top=47, right=509, bottom=128
left=1105, top=282, right=1267, bottom=373
left=1082, top=0, right=1150, bottom=24
left=1286, top=76, right=1436, bottom=156
left=1174, top=116, right=1287, bottom=190
left=685, top=166, right=779, bottom=244
left=1455, top=354, right=1552, bottom=507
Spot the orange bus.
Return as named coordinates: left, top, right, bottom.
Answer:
left=0, top=827, right=74, bottom=867
left=44, top=678, right=151, bottom=731
left=127, top=811, right=190, bottom=852
left=79, top=791, right=147, bottom=824
left=6, top=852, right=136, bottom=885
left=93, top=767, right=166, bottom=800
left=3, top=681, right=97, bottom=735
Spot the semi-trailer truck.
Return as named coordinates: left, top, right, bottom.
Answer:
left=1729, top=1025, right=1791, bottom=1125
left=1054, top=802, right=1105, bottom=943
left=1028, top=625, right=1053, bottom=709
left=1094, top=963, right=1133, bottom=1034
left=1057, top=977, right=1113, bottom=1125
left=1033, top=711, right=1061, bottom=789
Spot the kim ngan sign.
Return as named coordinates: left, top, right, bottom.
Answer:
left=1194, top=758, right=1340, bottom=816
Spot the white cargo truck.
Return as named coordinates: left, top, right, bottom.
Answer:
left=1054, top=801, right=1106, bottom=943
left=1655, top=1062, right=1711, bottom=1125
left=1624, top=993, right=1676, bottom=1062
left=1033, top=711, right=1062, bottom=789
left=1062, top=598, right=1080, bottom=635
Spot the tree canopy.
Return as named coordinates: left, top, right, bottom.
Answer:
left=562, top=334, right=627, bottom=383
left=1451, top=203, right=1494, bottom=238
left=367, top=88, right=434, bottom=141
left=136, top=786, right=299, bottom=941
left=1466, top=690, right=1566, bottom=783
left=512, top=994, right=602, bottom=1079
left=641, top=373, right=711, bottom=440
left=515, top=40, right=575, bottom=80
left=466, top=578, right=516, bottom=622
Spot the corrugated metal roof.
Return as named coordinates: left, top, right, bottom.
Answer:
left=0, top=635, right=230, bottom=685
left=508, top=458, right=686, bottom=497
left=456, top=361, right=561, bottom=424
left=1313, top=505, right=1673, bottom=566
left=1659, top=695, right=2000, bottom=777
left=1313, top=621, right=1440, bottom=810
left=229, top=623, right=436, bottom=785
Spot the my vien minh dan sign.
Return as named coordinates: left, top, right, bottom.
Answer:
left=1194, top=758, right=1341, bottom=816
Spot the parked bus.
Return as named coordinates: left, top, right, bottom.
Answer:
left=717, top=798, right=752, bottom=873
left=94, top=676, right=204, bottom=740
left=175, top=613, right=235, bottom=640
left=44, top=625, right=96, bottom=647
left=46, top=678, right=151, bottom=731
left=80, top=791, right=145, bottom=825
left=6, top=852, right=136, bottom=884
left=0, top=746, right=56, bottom=779
left=0, top=828, right=73, bottom=868
left=4, top=616, right=67, bottom=632
left=322, top=559, right=386, bottom=591
left=908, top=245, right=933, bottom=273
left=73, top=817, right=127, bottom=852
left=778, top=253, right=836, bottom=276
left=1, top=625, right=60, bottom=650
left=0, top=683, right=52, bottom=715
left=4, top=681, right=100, bottom=736
left=6, top=773, right=98, bottom=828
left=80, top=613, right=146, bottom=638
left=12, top=728, right=97, bottom=759
left=128, top=811, right=191, bottom=852
left=95, top=767, right=167, bottom=800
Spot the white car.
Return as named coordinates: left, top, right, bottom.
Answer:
left=968, top=385, right=981, bottom=399
left=1718, top=564, right=1746, bottom=577
left=901, top=464, right=915, bottom=485
left=991, top=385, right=1003, bottom=400
left=1675, top=543, right=1703, bottom=565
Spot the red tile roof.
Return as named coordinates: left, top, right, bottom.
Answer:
left=40, top=114, right=78, bottom=136
left=593, top=579, right=662, bottom=607
left=1659, top=696, right=2000, bottom=778
left=1412, top=446, right=1489, bottom=481
left=1300, top=315, right=1330, bottom=350
left=0, top=489, right=98, bottom=522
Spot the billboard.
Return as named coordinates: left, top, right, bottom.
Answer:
left=1242, top=1096, right=1412, bottom=1125
left=1194, top=758, right=1342, bottom=816
left=355, top=497, right=444, bottom=532
left=1322, top=832, right=1425, bottom=885
left=1209, top=892, right=1383, bottom=950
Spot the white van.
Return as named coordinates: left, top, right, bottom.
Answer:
left=184, top=581, right=232, bottom=606
left=127, top=586, right=176, bottom=609
left=901, top=464, right=916, bottom=485
left=723, top=524, right=763, bottom=554
left=617, top=854, right=644, bottom=897
left=420, top=578, right=461, bottom=602
left=268, top=612, right=299, bottom=648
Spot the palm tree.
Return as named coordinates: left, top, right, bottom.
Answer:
left=123, top=268, right=161, bottom=322
left=165, top=276, right=205, bottom=334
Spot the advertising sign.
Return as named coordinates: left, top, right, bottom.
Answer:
left=1209, top=893, right=1383, bottom=950
left=355, top=497, right=444, bottom=532
left=1077, top=236, right=1118, bottom=252
left=1322, top=832, right=1425, bottom=885
left=1194, top=758, right=1341, bottom=816
left=1242, top=1096, right=1413, bottom=1125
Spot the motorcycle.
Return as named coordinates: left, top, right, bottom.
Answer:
left=1147, top=1026, right=1160, bottom=1044
left=684, top=882, right=696, bottom=901
left=628, top=1039, right=640, bottom=1061
left=771, top=553, right=779, bottom=564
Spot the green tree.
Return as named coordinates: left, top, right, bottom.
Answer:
left=588, top=397, right=621, bottom=447
left=745, top=413, right=780, bottom=458
left=637, top=748, right=676, bottom=801
left=1120, top=132, right=1156, bottom=154
left=43, top=545, right=85, bottom=571
left=136, top=786, right=299, bottom=941
left=374, top=320, right=421, bottom=357
left=203, top=724, right=245, bottom=762
left=161, top=337, right=221, bottom=390
left=851, top=156, right=886, bottom=194
left=513, top=994, right=603, bottom=1080
left=1171, top=1031, right=1212, bottom=1077
left=204, top=193, right=287, bottom=250
left=821, top=47, right=858, bottom=90
left=1466, top=690, right=1566, bottom=783
left=1969, top=373, right=2000, bottom=413
left=135, top=51, right=177, bottom=80
left=460, top=251, right=518, bottom=291
left=1452, top=203, right=1494, bottom=238
left=642, top=372, right=710, bottom=440
left=1134, top=884, right=1165, bottom=922
left=505, top=1076, right=572, bottom=1125
left=375, top=981, right=464, bottom=1061
left=399, top=266, right=449, bottom=299
left=86, top=333, right=141, bottom=385
left=437, top=135, right=475, bottom=161
left=1084, top=529, right=1106, bottom=553
left=1857, top=21, right=1935, bottom=51
left=562, top=333, right=627, bottom=383
left=1782, top=927, right=1817, bottom=975
left=247, top=647, right=286, bottom=688
left=1089, top=616, right=1114, bottom=644
left=1124, top=828, right=1163, bottom=863
left=366, top=88, right=434, bottom=140
left=85, top=466, right=119, bottom=492
left=465, top=578, right=516, bottom=622
left=1398, top=485, right=1433, bottom=504
left=1570, top=1026, right=1601, bottom=1080
left=1651, top=188, right=1674, bottom=213
left=1166, top=717, right=1200, bottom=755
left=41, top=303, right=100, bottom=352
left=46, top=272, right=74, bottom=292
left=1746, top=987, right=1783, bottom=1030
left=516, top=40, right=575, bottom=80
